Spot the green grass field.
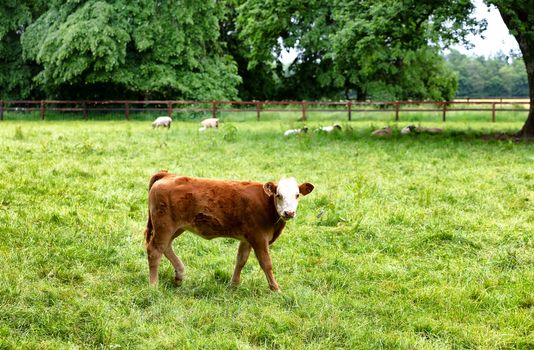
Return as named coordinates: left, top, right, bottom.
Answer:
left=0, top=118, right=532, bottom=349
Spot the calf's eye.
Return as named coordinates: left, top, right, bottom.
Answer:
left=296, top=194, right=300, bottom=199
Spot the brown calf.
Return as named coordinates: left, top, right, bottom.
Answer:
left=144, top=170, right=314, bottom=291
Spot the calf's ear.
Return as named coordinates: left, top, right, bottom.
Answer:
left=263, top=182, right=277, bottom=196
left=299, top=183, right=314, bottom=196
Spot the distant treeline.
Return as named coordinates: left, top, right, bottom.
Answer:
left=445, top=50, right=528, bottom=98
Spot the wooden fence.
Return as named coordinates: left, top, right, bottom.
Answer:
left=0, top=99, right=529, bottom=122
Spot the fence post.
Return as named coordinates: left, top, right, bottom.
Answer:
left=40, top=100, right=45, bottom=120
left=212, top=101, right=217, bottom=119
left=0, top=100, right=3, bottom=121
left=300, top=101, right=307, bottom=121
left=83, top=102, right=88, bottom=120
left=442, top=102, right=447, bottom=122
left=347, top=101, right=352, bottom=121
left=255, top=101, right=261, bottom=121
left=395, top=101, right=400, bottom=121
left=492, top=102, right=496, bottom=123
left=125, top=102, right=129, bottom=120
left=167, top=102, right=172, bottom=117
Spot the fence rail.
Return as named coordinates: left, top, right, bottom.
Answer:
left=0, top=99, right=530, bottom=122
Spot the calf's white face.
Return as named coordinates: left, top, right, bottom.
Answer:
left=263, top=177, right=314, bottom=220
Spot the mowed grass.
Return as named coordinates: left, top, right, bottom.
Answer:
left=0, top=119, right=533, bottom=349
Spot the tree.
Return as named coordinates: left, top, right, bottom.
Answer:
left=219, top=0, right=282, bottom=100
left=20, top=0, right=241, bottom=100
left=0, top=1, right=46, bottom=99
left=486, top=1, right=534, bottom=138
left=236, top=0, right=341, bottom=100
left=236, top=0, right=479, bottom=101
left=445, top=49, right=528, bottom=97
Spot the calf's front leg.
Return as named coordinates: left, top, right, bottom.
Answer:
left=252, top=240, right=280, bottom=292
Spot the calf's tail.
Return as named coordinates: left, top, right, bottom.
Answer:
left=144, top=170, right=169, bottom=246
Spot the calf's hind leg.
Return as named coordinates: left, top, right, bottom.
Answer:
left=164, top=230, right=186, bottom=285
left=231, top=241, right=252, bottom=286
left=146, top=223, right=175, bottom=285
left=147, top=242, right=163, bottom=285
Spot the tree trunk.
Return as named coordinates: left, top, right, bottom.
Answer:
left=517, top=60, right=534, bottom=138
left=496, top=5, right=534, bottom=138
left=355, top=85, right=367, bottom=101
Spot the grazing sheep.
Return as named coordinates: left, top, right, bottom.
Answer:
left=198, top=117, right=219, bottom=132
left=152, top=116, right=172, bottom=128
left=417, top=126, right=443, bottom=134
left=401, top=125, right=444, bottom=134
left=401, top=125, right=417, bottom=134
left=284, top=127, right=309, bottom=137
left=371, top=126, right=392, bottom=136
left=316, top=124, right=342, bottom=133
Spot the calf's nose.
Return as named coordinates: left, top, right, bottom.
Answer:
left=283, top=210, right=295, bottom=218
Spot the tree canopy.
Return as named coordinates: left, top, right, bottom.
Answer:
left=1, top=0, right=481, bottom=101
left=0, top=1, right=46, bottom=99
left=235, top=0, right=483, bottom=101
left=19, top=0, right=241, bottom=100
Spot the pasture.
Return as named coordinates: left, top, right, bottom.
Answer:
left=0, top=117, right=532, bottom=349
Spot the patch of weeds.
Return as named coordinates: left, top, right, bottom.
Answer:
left=222, top=124, right=238, bottom=142
left=213, top=268, right=230, bottom=284
left=316, top=201, right=348, bottom=226
left=297, top=133, right=312, bottom=150
left=14, top=126, right=24, bottom=140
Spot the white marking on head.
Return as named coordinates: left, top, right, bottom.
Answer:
left=274, top=177, right=301, bottom=220
left=263, top=178, right=315, bottom=221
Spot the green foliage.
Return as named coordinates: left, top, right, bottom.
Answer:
left=0, top=119, right=532, bottom=348
left=0, top=1, right=46, bottom=99
left=222, top=123, right=238, bottom=142
left=446, top=49, right=528, bottom=97
left=13, top=125, right=24, bottom=140
left=20, top=0, right=241, bottom=100
left=236, top=0, right=480, bottom=101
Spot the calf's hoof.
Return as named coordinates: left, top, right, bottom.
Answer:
left=270, top=285, right=281, bottom=292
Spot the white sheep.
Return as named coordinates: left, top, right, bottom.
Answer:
left=417, top=126, right=444, bottom=134
left=401, top=125, right=444, bottom=134
left=371, top=126, right=392, bottom=136
left=401, top=125, right=417, bottom=134
left=316, top=124, right=342, bottom=133
left=284, top=127, right=309, bottom=137
left=198, top=117, right=219, bottom=132
left=152, top=116, right=172, bottom=128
